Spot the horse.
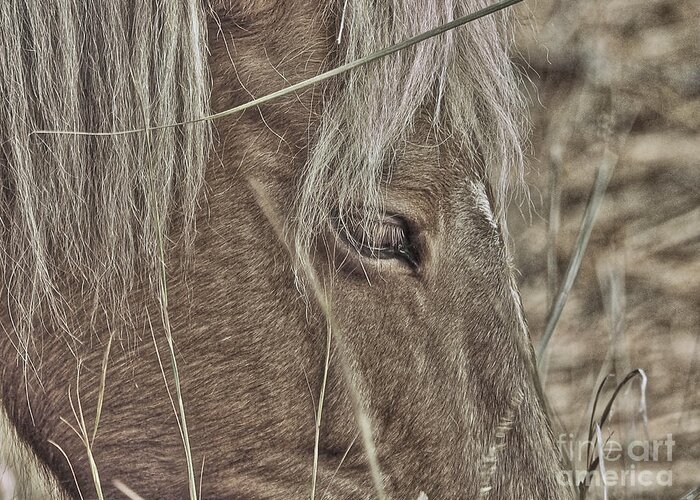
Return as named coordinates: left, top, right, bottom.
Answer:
left=0, top=0, right=573, bottom=498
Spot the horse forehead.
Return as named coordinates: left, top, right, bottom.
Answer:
left=208, top=0, right=327, bottom=33
left=389, top=140, right=483, bottom=210
left=206, top=0, right=490, bottom=221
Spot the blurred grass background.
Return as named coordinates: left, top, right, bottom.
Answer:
left=512, top=0, right=699, bottom=498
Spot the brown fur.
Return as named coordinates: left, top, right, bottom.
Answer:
left=1, top=1, right=571, bottom=498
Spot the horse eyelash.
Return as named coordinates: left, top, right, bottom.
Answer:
left=343, top=216, right=420, bottom=270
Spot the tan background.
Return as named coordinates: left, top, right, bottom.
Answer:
left=512, top=0, right=699, bottom=498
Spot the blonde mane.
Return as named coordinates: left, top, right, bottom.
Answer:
left=0, top=0, right=209, bottom=359
left=0, top=0, right=524, bottom=356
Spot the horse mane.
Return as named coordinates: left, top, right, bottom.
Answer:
left=0, top=0, right=524, bottom=356
left=0, top=1, right=210, bottom=357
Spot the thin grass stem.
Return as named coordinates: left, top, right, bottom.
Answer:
left=321, top=433, right=359, bottom=500
left=48, top=440, right=84, bottom=500
left=156, top=226, right=198, bottom=500
left=92, top=332, right=113, bottom=445
left=112, top=480, right=146, bottom=500
left=537, top=148, right=618, bottom=360
left=594, top=424, right=608, bottom=500
left=247, top=178, right=386, bottom=500
left=31, top=0, right=523, bottom=138
left=311, top=315, right=333, bottom=500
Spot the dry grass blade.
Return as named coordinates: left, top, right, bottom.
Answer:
left=575, top=257, right=633, bottom=454
left=678, top=485, right=700, bottom=500
left=539, top=128, right=564, bottom=384
left=55, top=362, right=105, bottom=500
left=321, top=433, right=359, bottom=500
left=50, top=378, right=104, bottom=500
left=156, top=226, right=198, bottom=500
left=310, top=314, right=333, bottom=499
left=537, top=147, right=618, bottom=361
left=112, top=480, right=145, bottom=500
left=247, top=179, right=386, bottom=499
left=546, top=149, right=562, bottom=311
left=30, top=0, right=523, bottom=138
left=288, top=259, right=389, bottom=499
left=199, top=456, right=206, bottom=500
left=593, top=424, right=608, bottom=500
left=47, top=440, right=84, bottom=500
left=337, top=347, right=385, bottom=498
left=579, top=369, right=648, bottom=499
left=304, top=279, right=387, bottom=500
left=92, top=333, right=113, bottom=445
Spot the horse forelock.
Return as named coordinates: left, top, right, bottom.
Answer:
left=296, top=0, right=525, bottom=280
left=0, top=0, right=525, bottom=353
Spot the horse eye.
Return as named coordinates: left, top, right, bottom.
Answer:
left=340, top=215, right=419, bottom=269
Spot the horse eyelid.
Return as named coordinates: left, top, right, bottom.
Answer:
left=340, top=215, right=420, bottom=270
